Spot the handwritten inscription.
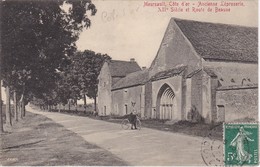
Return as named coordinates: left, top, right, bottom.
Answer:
left=102, top=7, right=140, bottom=22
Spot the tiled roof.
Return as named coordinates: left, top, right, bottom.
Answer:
left=174, top=18, right=258, bottom=63
left=109, top=60, right=141, bottom=77
left=186, top=69, right=201, bottom=78
left=112, top=69, right=149, bottom=90
left=186, top=67, right=217, bottom=78
left=203, top=67, right=217, bottom=78
left=112, top=66, right=187, bottom=90
left=150, top=66, right=187, bottom=81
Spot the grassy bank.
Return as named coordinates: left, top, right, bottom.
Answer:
left=0, top=112, right=128, bottom=166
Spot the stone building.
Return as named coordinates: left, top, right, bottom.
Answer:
left=97, top=18, right=258, bottom=123
left=97, top=59, right=141, bottom=116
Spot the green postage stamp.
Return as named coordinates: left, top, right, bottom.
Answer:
left=224, top=123, right=259, bottom=165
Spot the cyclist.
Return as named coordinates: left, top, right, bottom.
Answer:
left=128, top=111, right=137, bottom=130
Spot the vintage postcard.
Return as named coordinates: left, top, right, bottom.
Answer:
left=0, top=0, right=258, bottom=166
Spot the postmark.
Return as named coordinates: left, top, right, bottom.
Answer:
left=201, top=124, right=224, bottom=166
left=224, top=123, right=258, bottom=166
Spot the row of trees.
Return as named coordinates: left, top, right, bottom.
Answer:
left=31, top=50, right=111, bottom=112
left=0, top=0, right=100, bottom=133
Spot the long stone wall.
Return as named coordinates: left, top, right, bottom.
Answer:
left=216, top=87, right=258, bottom=122
left=111, top=85, right=145, bottom=116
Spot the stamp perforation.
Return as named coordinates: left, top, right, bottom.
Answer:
left=224, top=122, right=259, bottom=166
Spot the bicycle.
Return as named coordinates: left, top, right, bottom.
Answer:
left=121, top=116, right=141, bottom=130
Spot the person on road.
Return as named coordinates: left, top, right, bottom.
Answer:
left=128, top=112, right=137, bottom=130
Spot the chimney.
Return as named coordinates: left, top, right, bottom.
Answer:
left=142, top=66, right=146, bottom=70
left=130, top=58, right=135, bottom=62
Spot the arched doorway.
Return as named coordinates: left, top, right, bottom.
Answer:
left=156, top=84, right=175, bottom=120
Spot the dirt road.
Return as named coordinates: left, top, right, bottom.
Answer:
left=28, top=106, right=223, bottom=166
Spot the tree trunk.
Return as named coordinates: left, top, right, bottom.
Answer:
left=75, top=100, right=77, bottom=112
left=5, top=86, right=12, bottom=126
left=14, top=91, right=18, bottom=122
left=21, top=99, right=25, bottom=117
left=83, top=94, right=87, bottom=113
left=19, top=94, right=24, bottom=118
left=68, top=100, right=70, bottom=111
left=18, top=101, right=22, bottom=119
left=0, top=81, right=4, bottom=133
left=58, top=103, right=61, bottom=112
left=94, top=96, right=97, bottom=112
left=0, top=20, right=3, bottom=132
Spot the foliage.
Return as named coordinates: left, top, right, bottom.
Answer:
left=71, top=51, right=111, bottom=101
left=1, top=0, right=97, bottom=102
left=1, top=0, right=111, bottom=113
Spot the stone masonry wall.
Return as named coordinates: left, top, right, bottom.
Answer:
left=216, top=88, right=258, bottom=122
left=149, top=19, right=202, bottom=78
left=112, top=85, right=145, bottom=116
left=203, top=61, right=258, bottom=86
left=144, top=81, right=152, bottom=118
left=97, top=62, right=112, bottom=115
left=202, top=71, right=212, bottom=123
left=151, top=76, right=183, bottom=120
left=190, top=71, right=203, bottom=121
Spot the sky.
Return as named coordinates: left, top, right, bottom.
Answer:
left=1, top=0, right=258, bottom=103
left=76, top=0, right=258, bottom=68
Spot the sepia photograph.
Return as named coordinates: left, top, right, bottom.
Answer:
left=0, top=0, right=258, bottom=166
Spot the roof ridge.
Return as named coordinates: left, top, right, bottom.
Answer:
left=172, top=17, right=258, bottom=28
left=112, top=69, right=149, bottom=90
left=150, top=65, right=187, bottom=81
left=125, top=68, right=148, bottom=76
left=110, top=60, right=133, bottom=63
left=108, top=59, right=141, bottom=78
left=217, top=84, right=258, bottom=91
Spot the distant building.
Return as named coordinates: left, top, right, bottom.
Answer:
left=97, top=59, right=141, bottom=116
left=97, top=18, right=258, bottom=123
